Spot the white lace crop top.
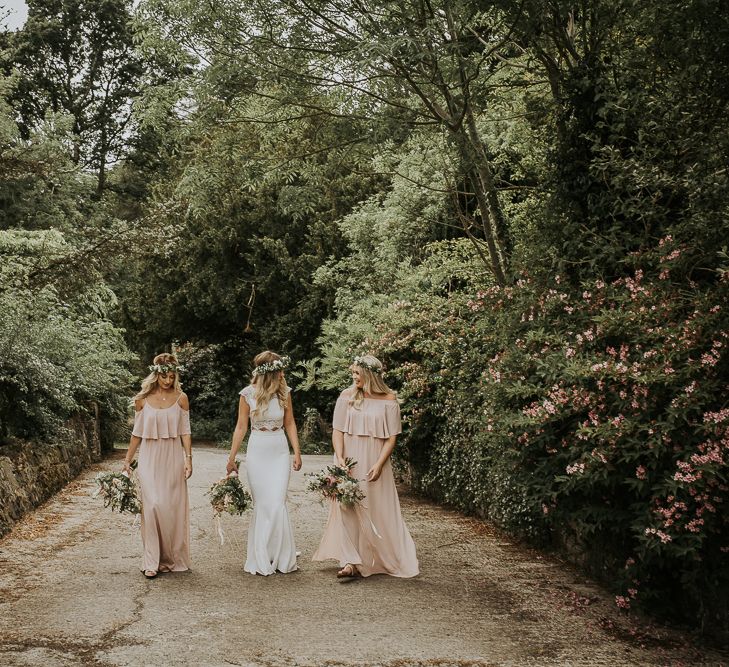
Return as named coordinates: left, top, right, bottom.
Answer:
left=240, top=385, right=290, bottom=430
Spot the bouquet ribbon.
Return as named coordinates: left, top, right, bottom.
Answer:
left=214, top=515, right=226, bottom=545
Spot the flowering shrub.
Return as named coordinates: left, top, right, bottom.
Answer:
left=472, top=245, right=729, bottom=623
left=317, top=237, right=729, bottom=632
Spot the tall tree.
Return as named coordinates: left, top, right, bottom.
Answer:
left=8, top=0, right=143, bottom=192
left=140, top=0, right=519, bottom=284
left=499, top=0, right=729, bottom=280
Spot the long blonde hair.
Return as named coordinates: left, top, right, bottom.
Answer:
left=250, top=351, right=289, bottom=417
left=134, top=352, right=183, bottom=401
left=349, top=354, right=396, bottom=409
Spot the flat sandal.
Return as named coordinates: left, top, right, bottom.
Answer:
left=336, top=564, right=359, bottom=578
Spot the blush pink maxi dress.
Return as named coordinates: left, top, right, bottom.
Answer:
left=132, top=396, right=192, bottom=573
left=313, top=391, right=419, bottom=577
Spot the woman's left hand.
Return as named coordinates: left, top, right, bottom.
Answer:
left=367, top=463, right=383, bottom=482
left=293, top=454, right=302, bottom=471
left=184, top=460, right=193, bottom=479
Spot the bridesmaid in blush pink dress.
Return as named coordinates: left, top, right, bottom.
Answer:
left=123, top=353, right=193, bottom=578
left=313, top=354, right=419, bottom=578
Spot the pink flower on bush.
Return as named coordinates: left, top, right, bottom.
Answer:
left=636, top=465, right=647, bottom=480
left=645, top=527, right=672, bottom=543
left=687, top=519, right=705, bottom=533
left=664, top=249, right=682, bottom=261
left=591, top=449, right=607, bottom=464
left=674, top=461, right=700, bottom=484
left=701, top=352, right=719, bottom=366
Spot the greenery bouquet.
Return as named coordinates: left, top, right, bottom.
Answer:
left=206, top=470, right=253, bottom=518
left=206, top=464, right=253, bottom=545
left=93, top=471, right=141, bottom=515
left=306, top=458, right=365, bottom=508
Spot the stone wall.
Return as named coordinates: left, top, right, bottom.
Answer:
left=0, top=415, right=101, bottom=538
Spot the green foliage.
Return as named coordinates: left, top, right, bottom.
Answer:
left=0, top=74, right=135, bottom=443
left=318, top=231, right=729, bottom=632
left=6, top=0, right=144, bottom=191
left=310, top=1, right=729, bottom=631
left=4, top=0, right=729, bottom=640
left=173, top=341, right=242, bottom=441
left=0, top=234, right=134, bottom=440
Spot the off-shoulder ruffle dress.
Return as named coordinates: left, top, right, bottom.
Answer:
left=312, top=392, right=419, bottom=577
left=132, top=399, right=192, bottom=573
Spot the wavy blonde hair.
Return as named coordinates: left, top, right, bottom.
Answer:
left=250, top=350, right=289, bottom=417
left=349, top=354, right=396, bottom=409
left=134, top=352, right=183, bottom=401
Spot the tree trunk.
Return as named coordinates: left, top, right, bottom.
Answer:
left=97, top=126, right=108, bottom=194
left=451, top=129, right=507, bottom=286
left=97, top=158, right=107, bottom=194
left=464, top=108, right=512, bottom=275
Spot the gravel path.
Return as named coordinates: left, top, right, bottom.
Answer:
left=0, top=445, right=726, bottom=667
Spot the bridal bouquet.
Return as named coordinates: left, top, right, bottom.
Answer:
left=207, top=465, right=252, bottom=545
left=306, top=458, right=365, bottom=508
left=206, top=469, right=252, bottom=518
left=94, top=470, right=141, bottom=515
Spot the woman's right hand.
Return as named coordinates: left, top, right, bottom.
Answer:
left=226, top=459, right=238, bottom=475
left=122, top=461, right=132, bottom=476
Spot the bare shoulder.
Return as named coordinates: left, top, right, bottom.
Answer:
left=178, top=392, right=190, bottom=410
left=134, top=398, right=145, bottom=412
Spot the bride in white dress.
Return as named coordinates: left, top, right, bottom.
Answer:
left=226, top=351, right=302, bottom=575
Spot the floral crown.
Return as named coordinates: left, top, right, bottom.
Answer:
left=352, top=355, right=382, bottom=374
left=149, top=363, right=185, bottom=375
left=252, top=356, right=290, bottom=377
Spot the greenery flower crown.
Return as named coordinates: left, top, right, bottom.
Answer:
left=352, top=355, right=382, bottom=374
left=149, top=363, right=185, bottom=375
left=252, top=356, right=290, bottom=377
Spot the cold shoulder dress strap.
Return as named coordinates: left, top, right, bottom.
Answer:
left=177, top=402, right=191, bottom=436
left=132, top=403, right=145, bottom=437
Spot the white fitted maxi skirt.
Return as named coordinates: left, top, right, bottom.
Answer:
left=244, top=430, right=298, bottom=575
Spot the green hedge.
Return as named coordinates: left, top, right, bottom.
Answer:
left=316, top=238, right=729, bottom=637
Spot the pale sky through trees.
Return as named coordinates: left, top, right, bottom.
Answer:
left=1, top=0, right=28, bottom=30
